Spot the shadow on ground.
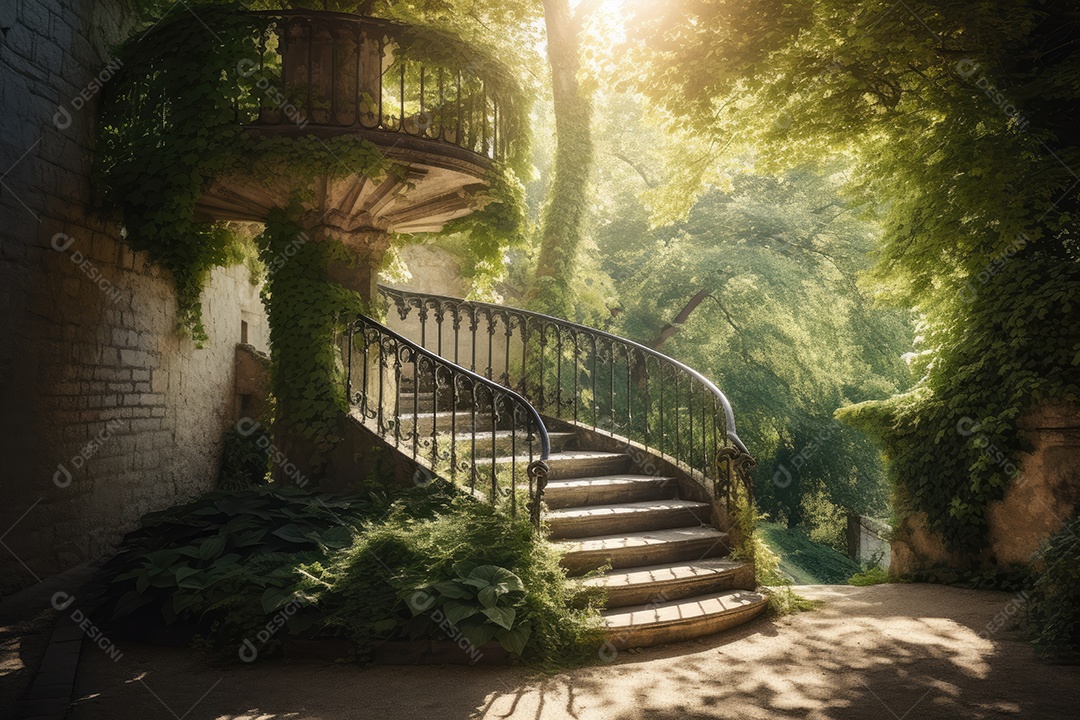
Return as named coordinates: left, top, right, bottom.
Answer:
left=66, top=584, right=1080, bottom=720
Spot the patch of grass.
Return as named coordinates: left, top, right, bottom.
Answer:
left=757, top=521, right=861, bottom=585
left=848, top=565, right=897, bottom=586
left=766, top=586, right=825, bottom=615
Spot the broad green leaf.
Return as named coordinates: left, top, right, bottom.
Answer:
left=480, top=605, right=516, bottom=630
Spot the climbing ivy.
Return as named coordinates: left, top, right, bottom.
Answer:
left=255, top=206, right=367, bottom=457
left=617, top=1, right=1080, bottom=558
left=98, top=2, right=530, bottom=344
left=837, top=256, right=1080, bottom=554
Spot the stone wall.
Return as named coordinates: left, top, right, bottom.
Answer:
left=846, top=515, right=891, bottom=569
left=890, top=403, right=1080, bottom=574
left=0, top=0, right=269, bottom=595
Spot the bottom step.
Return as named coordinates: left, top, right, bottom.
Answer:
left=601, top=589, right=769, bottom=649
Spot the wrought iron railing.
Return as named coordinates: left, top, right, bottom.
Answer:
left=347, top=313, right=550, bottom=527
left=240, top=10, right=520, bottom=163
left=379, top=286, right=756, bottom=506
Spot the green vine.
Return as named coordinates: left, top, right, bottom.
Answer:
left=98, top=3, right=530, bottom=343
left=256, top=206, right=367, bottom=458
left=838, top=254, right=1080, bottom=555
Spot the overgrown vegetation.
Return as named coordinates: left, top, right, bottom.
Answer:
left=99, top=1, right=532, bottom=345
left=613, top=1, right=1080, bottom=558
left=757, top=522, right=861, bottom=586
left=96, top=482, right=603, bottom=665
left=216, top=426, right=271, bottom=491
left=848, top=566, right=896, bottom=587
left=1024, top=514, right=1080, bottom=663
left=588, top=167, right=911, bottom=544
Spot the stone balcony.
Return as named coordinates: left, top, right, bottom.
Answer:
left=192, top=10, right=521, bottom=235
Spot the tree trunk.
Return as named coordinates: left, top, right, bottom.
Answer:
left=528, top=0, right=594, bottom=317
left=649, top=288, right=712, bottom=350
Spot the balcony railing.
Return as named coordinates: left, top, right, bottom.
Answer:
left=240, top=10, right=520, bottom=163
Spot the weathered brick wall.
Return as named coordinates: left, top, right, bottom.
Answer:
left=0, top=0, right=269, bottom=595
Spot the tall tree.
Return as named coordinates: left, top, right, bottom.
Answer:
left=527, top=0, right=596, bottom=316
left=617, top=0, right=1080, bottom=555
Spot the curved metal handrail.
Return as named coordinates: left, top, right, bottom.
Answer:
left=378, top=285, right=756, bottom=503
left=347, top=312, right=550, bottom=526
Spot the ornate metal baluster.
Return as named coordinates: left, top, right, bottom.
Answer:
left=510, top=404, right=518, bottom=517
left=490, top=390, right=498, bottom=503
left=609, top=336, right=617, bottom=427
left=555, top=329, right=563, bottom=416
left=573, top=331, right=580, bottom=425
left=688, top=382, right=694, bottom=474
left=470, top=382, right=478, bottom=495
left=430, top=359, right=439, bottom=469
left=451, top=302, right=462, bottom=366
left=503, top=313, right=513, bottom=389
left=485, top=310, right=496, bottom=380
left=591, top=334, right=600, bottom=427
left=469, top=306, right=479, bottom=373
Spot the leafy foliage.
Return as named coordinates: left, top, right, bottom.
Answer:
left=216, top=426, right=272, bottom=491
left=96, top=485, right=383, bottom=647
left=307, top=495, right=606, bottom=666
left=406, top=563, right=532, bottom=655
left=618, top=1, right=1080, bottom=556
left=594, top=167, right=912, bottom=534
left=848, top=566, right=896, bottom=586
left=255, top=207, right=366, bottom=458
left=97, top=483, right=603, bottom=665
left=99, top=2, right=533, bottom=344
left=1024, top=513, right=1080, bottom=663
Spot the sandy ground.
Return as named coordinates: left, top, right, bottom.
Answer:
left=63, top=584, right=1080, bottom=720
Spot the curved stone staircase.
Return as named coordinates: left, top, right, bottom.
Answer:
left=350, top=291, right=769, bottom=650
left=395, top=380, right=769, bottom=649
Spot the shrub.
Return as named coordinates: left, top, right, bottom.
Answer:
left=216, top=426, right=271, bottom=490
left=848, top=565, right=895, bottom=586
left=95, top=482, right=604, bottom=666
left=306, top=496, right=606, bottom=666
left=1024, top=514, right=1080, bottom=663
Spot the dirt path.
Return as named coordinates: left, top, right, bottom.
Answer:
left=66, top=584, right=1080, bottom=719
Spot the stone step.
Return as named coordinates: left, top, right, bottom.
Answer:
left=580, top=558, right=754, bottom=608
left=601, top=589, right=769, bottom=649
left=547, top=500, right=711, bottom=539
left=397, top=411, right=497, bottom=433
left=556, top=526, right=730, bottom=575
left=476, top=451, right=629, bottom=480
left=544, top=475, right=677, bottom=509
left=398, top=391, right=436, bottom=413
left=454, top=431, right=576, bottom=456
